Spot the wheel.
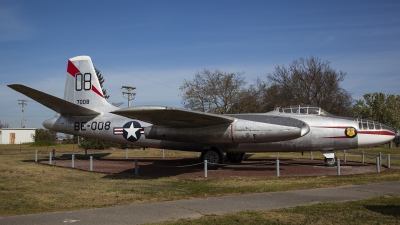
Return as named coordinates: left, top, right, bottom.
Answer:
left=201, top=147, right=223, bottom=169
left=226, top=152, right=245, bottom=163
left=324, top=157, right=336, bottom=167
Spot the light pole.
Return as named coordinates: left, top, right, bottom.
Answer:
left=122, top=86, right=136, bottom=107
left=18, top=99, right=28, bottom=128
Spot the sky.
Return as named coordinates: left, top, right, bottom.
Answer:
left=0, top=0, right=400, bottom=128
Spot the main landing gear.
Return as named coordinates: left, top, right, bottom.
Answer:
left=200, top=148, right=246, bottom=169
left=200, top=147, right=224, bottom=170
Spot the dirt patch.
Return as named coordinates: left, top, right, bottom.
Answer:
left=40, top=157, right=384, bottom=178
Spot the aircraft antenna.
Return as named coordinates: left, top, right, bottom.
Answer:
left=18, top=99, right=28, bottom=128
left=122, top=86, right=136, bottom=107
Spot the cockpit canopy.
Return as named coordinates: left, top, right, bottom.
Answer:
left=277, top=105, right=331, bottom=116
left=358, top=119, right=380, bottom=130
left=276, top=105, right=391, bottom=131
left=357, top=119, right=389, bottom=131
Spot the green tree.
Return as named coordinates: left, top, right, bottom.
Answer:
left=352, top=93, right=400, bottom=130
left=32, top=129, right=57, bottom=146
left=95, top=68, right=109, bottom=99
left=79, top=137, right=113, bottom=150
left=78, top=137, right=138, bottom=150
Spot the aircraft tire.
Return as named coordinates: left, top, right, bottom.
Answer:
left=324, top=157, right=337, bottom=167
left=201, top=147, right=223, bottom=170
left=226, top=152, right=245, bottom=163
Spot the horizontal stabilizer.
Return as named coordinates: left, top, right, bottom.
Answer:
left=111, top=106, right=235, bottom=128
left=8, top=84, right=100, bottom=117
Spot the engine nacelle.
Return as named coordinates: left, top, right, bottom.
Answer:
left=144, top=116, right=309, bottom=144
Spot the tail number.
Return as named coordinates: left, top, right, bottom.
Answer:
left=77, top=99, right=90, bottom=104
left=76, top=73, right=91, bottom=91
left=74, top=121, right=111, bottom=131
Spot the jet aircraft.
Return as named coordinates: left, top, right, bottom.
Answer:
left=8, top=56, right=396, bottom=167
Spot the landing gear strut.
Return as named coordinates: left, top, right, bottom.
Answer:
left=324, top=157, right=336, bottom=167
left=322, top=151, right=337, bottom=167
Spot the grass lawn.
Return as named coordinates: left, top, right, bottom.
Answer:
left=154, top=195, right=400, bottom=225
left=0, top=143, right=399, bottom=218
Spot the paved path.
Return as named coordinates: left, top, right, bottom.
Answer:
left=1, top=181, right=399, bottom=225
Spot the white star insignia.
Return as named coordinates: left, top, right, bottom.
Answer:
left=124, top=122, right=140, bottom=139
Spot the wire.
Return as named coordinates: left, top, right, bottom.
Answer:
left=0, top=101, right=17, bottom=110
left=93, top=61, right=180, bottom=91
left=0, top=103, right=19, bottom=112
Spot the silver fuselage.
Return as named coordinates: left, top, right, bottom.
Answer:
left=43, top=108, right=394, bottom=153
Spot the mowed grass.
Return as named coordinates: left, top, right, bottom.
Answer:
left=154, top=195, right=400, bottom=225
left=0, top=144, right=400, bottom=217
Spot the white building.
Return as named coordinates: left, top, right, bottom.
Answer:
left=0, top=128, right=36, bottom=144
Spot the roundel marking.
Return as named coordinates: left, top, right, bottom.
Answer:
left=345, top=127, right=357, bottom=138
left=122, top=121, right=142, bottom=142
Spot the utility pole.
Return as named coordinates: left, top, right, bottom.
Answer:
left=122, top=86, right=136, bottom=107
left=18, top=99, right=28, bottom=128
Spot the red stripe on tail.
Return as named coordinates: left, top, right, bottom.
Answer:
left=91, top=85, right=104, bottom=98
left=67, top=60, right=80, bottom=77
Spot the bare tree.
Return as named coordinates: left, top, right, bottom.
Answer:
left=0, top=120, right=9, bottom=128
left=180, top=69, right=247, bottom=114
left=228, top=77, right=268, bottom=113
left=266, top=56, right=353, bottom=116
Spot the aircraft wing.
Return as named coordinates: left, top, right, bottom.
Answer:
left=111, top=106, right=235, bottom=128
left=8, top=84, right=100, bottom=117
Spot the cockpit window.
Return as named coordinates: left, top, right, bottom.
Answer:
left=358, top=119, right=383, bottom=130
left=368, top=120, right=375, bottom=130
left=283, top=108, right=292, bottom=113
left=278, top=105, right=330, bottom=116
left=362, top=120, right=368, bottom=130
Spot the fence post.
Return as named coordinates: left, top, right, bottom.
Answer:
left=162, top=149, right=165, bottom=158
left=343, top=150, right=347, bottom=162
left=35, top=150, right=38, bottom=163
left=276, top=159, right=280, bottom=177
left=362, top=151, right=365, bottom=164
left=310, top=151, right=313, bottom=160
left=204, top=160, right=208, bottom=178
left=135, top=159, right=138, bottom=175
left=52, top=149, right=55, bottom=160
left=49, top=152, right=52, bottom=165
left=337, top=158, right=341, bottom=175
left=376, top=157, right=380, bottom=173
left=387, top=154, right=391, bottom=169
left=89, top=156, right=93, bottom=171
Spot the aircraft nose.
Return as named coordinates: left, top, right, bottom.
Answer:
left=357, top=119, right=396, bottom=148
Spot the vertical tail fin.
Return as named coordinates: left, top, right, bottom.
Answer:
left=64, top=56, right=115, bottom=112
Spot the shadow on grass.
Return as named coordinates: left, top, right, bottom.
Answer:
left=364, top=205, right=400, bottom=217
left=100, top=157, right=281, bottom=180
